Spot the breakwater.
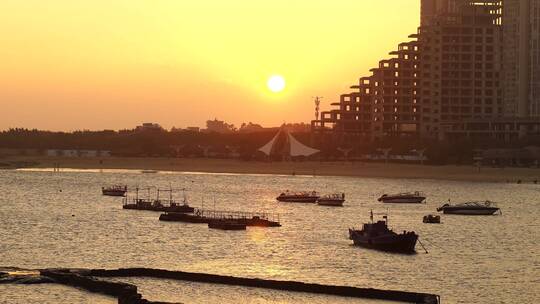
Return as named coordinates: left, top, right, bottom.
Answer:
left=2, top=267, right=440, bottom=303
left=39, top=267, right=439, bottom=304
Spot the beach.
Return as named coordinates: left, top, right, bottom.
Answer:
left=1, top=155, right=539, bottom=183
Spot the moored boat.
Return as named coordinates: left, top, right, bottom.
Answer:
left=247, top=215, right=281, bottom=227
left=348, top=211, right=418, bottom=253
left=436, top=200, right=500, bottom=215
left=378, top=191, right=426, bottom=204
left=317, top=193, right=345, bottom=206
left=208, top=219, right=247, bottom=230
left=122, top=187, right=194, bottom=213
left=276, top=191, right=319, bottom=203
left=159, top=209, right=281, bottom=227
left=423, top=214, right=441, bottom=223
left=159, top=212, right=208, bottom=223
left=102, top=185, right=127, bottom=197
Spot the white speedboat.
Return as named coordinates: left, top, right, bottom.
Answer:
left=378, top=191, right=426, bottom=204
left=437, top=200, right=500, bottom=215
left=317, top=193, right=345, bottom=206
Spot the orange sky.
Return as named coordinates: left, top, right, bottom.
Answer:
left=0, top=0, right=420, bottom=131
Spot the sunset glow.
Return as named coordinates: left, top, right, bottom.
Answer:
left=0, top=0, right=420, bottom=130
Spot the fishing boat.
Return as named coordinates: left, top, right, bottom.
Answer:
left=208, top=219, right=247, bottom=230
left=436, top=200, right=500, bottom=215
left=276, top=191, right=319, bottom=203
left=378, top=191, right=426, bottom=204
left=123, top=197, right=164, bottom=211
left=423, top=214, right=441, bottom=223
left=122, top=187, right=194, bottom=213
left=348, top=211, right=418, bottom=253
left=159, top=212, right=208, bottom=223
left=156, top=188, right=194, bottom=213
left=317, top=193, right=345, bottom=206
left=101, top=185, right=127, bottom=197
left=247, top=215, right=281, bottom=227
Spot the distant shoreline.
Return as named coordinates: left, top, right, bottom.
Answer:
left=1, top=156, right=539, bottom=183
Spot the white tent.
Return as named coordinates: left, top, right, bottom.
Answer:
left=258, top=128, right=319, bottom=157
left=287, top=132, right=319, bottom=156
left=258, top=131, right=280, bottom=156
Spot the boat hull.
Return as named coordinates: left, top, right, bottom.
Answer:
left=379, top=197, right=425, bottom=204
left=247, top=217, right=281, bottom=227
left=276, top=196, right=319, bottom=203
left=102, top=190, right=126, bottom=197
left=165, top=205, right=195, bottom=213
left=349, top=232, right=418, bottom=253
left=440, top=207, right=499, bottom=215
left=317, top=200, right=344, bottom=206
left=159, top=212, right=208, bottom=223
left=159, top=213, right=281, bottom=227
left=208, top=220, right=246, bottom=230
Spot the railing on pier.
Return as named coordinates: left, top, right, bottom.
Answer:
left=193, top=208, right=280, bottom=223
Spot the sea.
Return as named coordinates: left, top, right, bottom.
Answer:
left=0, top=168, right=538, bottom=303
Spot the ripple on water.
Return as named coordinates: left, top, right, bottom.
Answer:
left=0, top=169, right=538, bottom=303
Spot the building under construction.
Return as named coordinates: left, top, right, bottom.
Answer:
left=312, top=0, right=540, bottom=146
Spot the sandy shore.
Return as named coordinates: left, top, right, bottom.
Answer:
left=1, top=155, right=539, bottom=183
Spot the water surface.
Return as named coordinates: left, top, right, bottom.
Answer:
left=0, top=169, right=538, bottom=303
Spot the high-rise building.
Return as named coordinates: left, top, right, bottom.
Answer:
left=418, top=0, right=505, bottom=140
left=311, top=0, right=540, bottom=146
left=502, top=0, right=540, bottom=118
left=311, top=40, right=421, bottom=144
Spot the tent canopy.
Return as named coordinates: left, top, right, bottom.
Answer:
left=258, top=128, right=319, bottom=157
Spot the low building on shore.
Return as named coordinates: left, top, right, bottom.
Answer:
left=45, top=149, right=111, bottom=158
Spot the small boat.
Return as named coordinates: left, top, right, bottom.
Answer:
left=102, top=185, right=127, bottom=197
left=348, top=211, right=418, bottom=253
left=317, top=193, right=345, bottom=206
left=208, top=219, right=247, bottom=230
left=437, top=200, right=500, bottom=215
left=159, top=212, right=208, bottom=223
left=157, top=188, right=194, bottom=213
left=165, top=201, right=195, bottom=213
left=423, top=214, right=441, bottom=223
left=378, top=191, right=426, bottom=204
left=123, top=187, right=194, bottom=213
left=276, top=191, right=319, bottom=203
left=246, top=216, right=281, bottom=227
left=123, top=198, right=165, bottom=211
left=141, top=170, right=158, bottom=174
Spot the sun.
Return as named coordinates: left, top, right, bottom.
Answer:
left=267, top=75, right=285, bottom=93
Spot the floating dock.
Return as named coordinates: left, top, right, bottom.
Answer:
left=159, top=208, right=281, bottom=227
